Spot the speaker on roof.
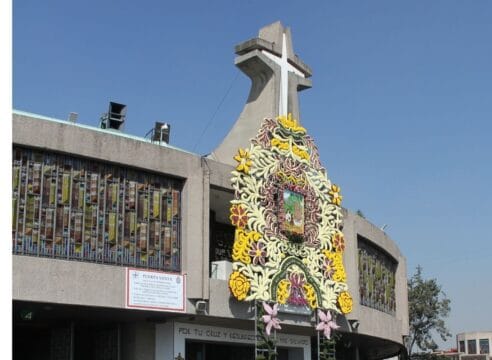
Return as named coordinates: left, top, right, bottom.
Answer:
left=152, top=122, right=170, bottom=144
left=100, top=102, right=126, bottom=130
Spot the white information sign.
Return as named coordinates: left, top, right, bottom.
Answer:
left=126, top=268, right=185, bottom=312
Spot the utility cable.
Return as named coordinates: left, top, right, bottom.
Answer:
left=192, top=72, right=240, bottom=153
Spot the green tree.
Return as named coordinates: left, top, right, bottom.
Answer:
left=407, top=266, right=451, bottom=357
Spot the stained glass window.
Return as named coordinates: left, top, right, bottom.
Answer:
left=358, top=235, right=397, bottom=315
left=12, top=147, right=182, bottom=272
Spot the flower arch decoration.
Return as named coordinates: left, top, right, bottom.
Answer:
left=228, top=114, right=352, bottom=317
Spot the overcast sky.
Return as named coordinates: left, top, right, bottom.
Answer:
left=12, top=0, right=492, bottom=349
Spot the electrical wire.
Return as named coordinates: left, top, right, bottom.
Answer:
left=192, top=72, right=240, bottom=153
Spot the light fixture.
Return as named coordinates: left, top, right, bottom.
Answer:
left=195, top=300, right=208, bottom=314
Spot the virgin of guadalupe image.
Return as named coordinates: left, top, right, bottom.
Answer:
left=282, top=190, right=304, bottom=235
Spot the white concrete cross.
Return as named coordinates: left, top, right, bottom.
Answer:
left=262, top=33, right=306, bottom=117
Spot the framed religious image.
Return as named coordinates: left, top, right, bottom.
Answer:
left=280, top=189, right=305, bottom=242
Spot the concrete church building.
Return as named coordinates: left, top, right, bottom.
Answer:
left=12, top=22, right=409, bottom=360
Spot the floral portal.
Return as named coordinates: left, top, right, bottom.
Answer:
left=228, top=114, right=353, bottom=321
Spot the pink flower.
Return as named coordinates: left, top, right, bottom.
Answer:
left=323, top=258, right=335, bottom=279
left=249, top=241, right=266, bottom=266
left=287, top=273, right=308, bottom=306
left=315, top=310, right=339, bottom=339
left=289, top=273, right=305, bottom=287
left=332, top=232, right=345, bottom=252
left=262, top=302, right=281, bottom=336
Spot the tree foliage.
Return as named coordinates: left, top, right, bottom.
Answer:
left=407, top=266, right=451, bottom=356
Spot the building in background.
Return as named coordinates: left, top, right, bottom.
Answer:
left=431, top=349, right=460, bottom=360
left=456, top=331, right=492, bottom=360
left=12, top=22, right=409, bottom=360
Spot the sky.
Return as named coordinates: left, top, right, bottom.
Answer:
left=12, top=0, right=492, bottom=350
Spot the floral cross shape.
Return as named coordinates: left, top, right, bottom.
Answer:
left=262, top=302, right=282, bottom=336
left=316, top=309, right=339, bottom=339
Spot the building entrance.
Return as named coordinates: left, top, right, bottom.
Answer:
left=185, top=340, right=290, bottom=360
left=156, top=322, right=310, bottom=360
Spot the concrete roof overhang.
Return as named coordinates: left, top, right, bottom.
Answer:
left=342, top=331, right=408, bottom=360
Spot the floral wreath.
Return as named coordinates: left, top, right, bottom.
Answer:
left=228, top=114, right=352, bottom=319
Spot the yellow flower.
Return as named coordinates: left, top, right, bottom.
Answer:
left=271, top=139, right=309, bottom=161
left=232, top=229, right=261, bottom=264
left=277, top=113, right=306, bottom=134
left=276, top=170, right=306, bottom=186
left=329, top=184, right=343, bottom=206
left=229, top=271, right=250, bottom=301
left=233, top=148, right=252, bottom=174
left=324, top=250, right=341, bottom=264
left=232, top=230, right=251, bottom=264
left=276, top=279, right=291, bottom=304
left=324, top=251, right=347, bottom=283
left=271, top=138, right=289, bottom=151
left=303, top=283, right=318, bottom=309
left=332, top=232, right=345, bottom=253
left=337, top=291, right=353, bottom=314
left=292, top=145, right=310, bottom=161
left=332, top=267, right=347, bottom=283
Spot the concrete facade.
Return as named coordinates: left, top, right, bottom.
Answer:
left=12, top=110, right=409, bottom=359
